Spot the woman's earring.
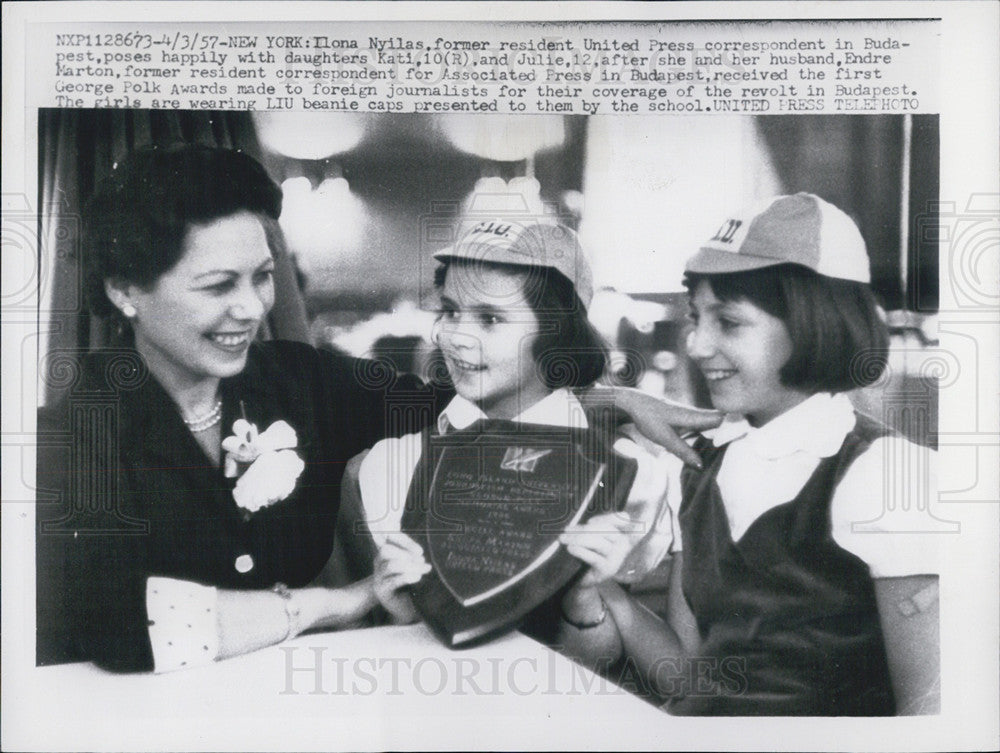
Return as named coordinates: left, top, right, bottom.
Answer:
left=122, top=303, right=137, bottom=319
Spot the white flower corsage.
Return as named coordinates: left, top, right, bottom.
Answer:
left=221, top=418, right=305, bottom=515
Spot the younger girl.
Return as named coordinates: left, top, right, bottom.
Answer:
left=357, top=219, right=682, bottom=636
left=560, top=193, right=940, bottom=715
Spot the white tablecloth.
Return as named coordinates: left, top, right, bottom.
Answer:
left=14, top=624, right=671, bottom=750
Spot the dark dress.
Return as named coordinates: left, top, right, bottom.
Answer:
left=668, top=413, right=896, bottom=716
left=35, top=340, right=445, bottom=672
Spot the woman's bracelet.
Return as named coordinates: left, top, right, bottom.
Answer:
left=561, top=594, right=609, bottom=630
left=272, top=582, right=302, bottom=641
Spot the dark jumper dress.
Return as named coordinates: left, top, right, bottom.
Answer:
left=668, top=413, right=895, bottom=716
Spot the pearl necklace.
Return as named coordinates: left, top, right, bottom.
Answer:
left=183, top=399, right=223, bottom=433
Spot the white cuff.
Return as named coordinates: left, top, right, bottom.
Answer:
left=146, top=577, right=220, bottom=673
left=613, top=433, right=676, bottom=581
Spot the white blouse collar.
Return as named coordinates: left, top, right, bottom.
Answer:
left=705, top=392, right=857, bottom=460
left=437, top=389, right=589, bottom=435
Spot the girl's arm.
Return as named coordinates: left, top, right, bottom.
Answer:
left=557, top=543, right=695, bottom=698
left=556, top=513, right=637, bottom=666
left=603, top=553, right=698, bottom=691
left=558, top=582, right=689, bottom=699
left=873, top=575, right=940, bottom=714
left=604, top=580, right=687, bottom=685
left=829, top=435, right=940, bottom=714
left=354, top=437, right=428, bottom=624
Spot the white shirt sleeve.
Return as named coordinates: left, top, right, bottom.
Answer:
left=610, top=426, right=681, bottom=581
left=146, top=576, right=219, bottom=674
left=830, top=435, right=940, bottom=578
left=665, top=453, right=684, bottom=554
left=358, top=433, right=423, bottom=548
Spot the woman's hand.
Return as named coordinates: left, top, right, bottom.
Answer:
left=292, top=578, right=379, bottom=634
left=373, top=533, right=430, bottom=624
left=587, top=386, right=722, bottom=468
left=560, top=512, right=637, bottom=587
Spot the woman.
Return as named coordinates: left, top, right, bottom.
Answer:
left=36, top=144, right=718, bottom=673
left=35, top=144, right=440, bottom=673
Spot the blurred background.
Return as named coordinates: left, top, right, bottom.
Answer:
left=37, top=110, right=940, bottom=446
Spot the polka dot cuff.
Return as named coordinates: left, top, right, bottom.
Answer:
left=146, top=577, right=220, bottom=673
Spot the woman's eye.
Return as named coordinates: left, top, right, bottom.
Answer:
left=254, top=269, right=274, bottom=286
left=478, top=313, right=501, bottom=327
left=719, top=317, right=740, bottom=332
left=204, top=280, right=235, bottom=294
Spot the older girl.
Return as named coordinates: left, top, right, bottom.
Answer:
left=560, top=194, right=939, bottom=715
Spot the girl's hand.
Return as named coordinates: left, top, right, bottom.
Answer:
left=560, top=512, right=636, bottom=587
left=373, top=533, right=431, bottom=624
left=560, top=581, right=608, bottom=629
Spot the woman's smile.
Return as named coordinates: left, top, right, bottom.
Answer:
left=206, top=329, right=255, bottom=351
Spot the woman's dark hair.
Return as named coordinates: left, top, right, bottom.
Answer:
left=434, top=260, right=608, bottom=389
left=683, top=264, right=889, bottom=393
left=83, top=144, right=283, bottom=318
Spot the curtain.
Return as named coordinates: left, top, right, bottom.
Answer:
left=756, top=114, right=939, bottom=312
left=38, top=109, right=311, bottom=406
